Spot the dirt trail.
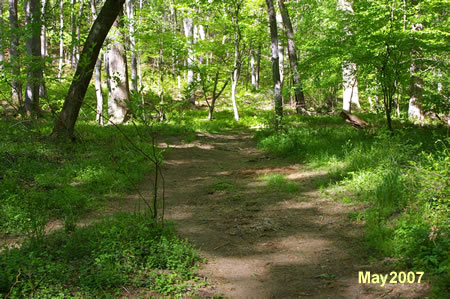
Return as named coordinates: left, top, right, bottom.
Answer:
left=135, top=131, right=428, bottom=298
left=0, top=131, right=430, bottom=298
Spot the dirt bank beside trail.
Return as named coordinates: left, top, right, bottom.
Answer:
left=141, top=131, right=429, bottom=298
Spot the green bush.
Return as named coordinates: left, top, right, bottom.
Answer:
left=0, top=213, right=202, bottom=297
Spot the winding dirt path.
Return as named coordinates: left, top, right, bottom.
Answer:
left=0, top=130, right=431, bottom=298
left=139, top=131, right=429, bottom=298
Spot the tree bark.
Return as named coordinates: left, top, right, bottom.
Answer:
left=255, top=44, right=261, bottom=89
left=90, top=0, right=104, bottom=125
left=208, top=72, right=229, bottom=121
left=95, top=57, right=104, bottom=125
left=107, top=16, right=130, bottom=124
left=125, top=0, right=138, bottom=92
left=0, top=1, right=4, bottom=68
left=340, top=111, right=368, bottom=129
left=183, top=17, right=195, bottom=104
left=52, top=0, right=126, bottom=139
left=408, top=59, right=424, bottom=120
left=266, top=0, right=283, bottom=125
left=277, top=0, right=305, bottom=113
left=408, top=1, right=425, bottom=121
left=24, top=0, right=41, bottom=116
left=338, top=0, right=360, bottom=112
left=58, top=0, right=64, bottom=79
left=250, top=48, right=257, bottom=89
left=70, top=0, right=77, bottom=70
left=278, top=41, right=284, bottom=88
left=39, top=0, right=47, bottom=98
left=342, top=62, right=359, bottom=112
left=230, top=3, right=242, bottom=122
left=8, top=0, right=23, bottom=109
left=74, top=0, right=85, bottom=66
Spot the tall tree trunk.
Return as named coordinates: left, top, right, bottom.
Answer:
left=107, top=16, right=130, bottom=124
left=58, top=0, right=64, bottom=79
left=70, top=0, right=77, bottom=70
left=24, top=0, right=41, bottom=116
left=196, top=23, right=205, bottom=81
left=278, top=41, right=284, bottom=88
left=125, top=0, right=138, bottom=93
left=338, top=0, right=360, bottom=112
left=230, top=3, right=241, bottom=122
left=250, top=48, right=257, bottom=90
left=183, top=17, right=195, bottom=104
left=74, top=0, right=84, bottom=66
left=255, top=44, right=261, bottom=90
left=276, top=12, right=284, bottom=89
left=95, top=58, right=104, bottom=125
left=342, top=62, right=359, bottom=112
left=39, top=0, right=47, bottom=98
left=277, top=0, right=305, bottom=113
left=266, top=0, right=283, bottom=125
left=408, top=1, right=425, bottom=121
left=0, top=1, right=4, bottom=68
left=90, top=0, right=104, bottom=125
left=52, top=0, right=126, bottom=139
left=8, top=0, right=23, bottom=109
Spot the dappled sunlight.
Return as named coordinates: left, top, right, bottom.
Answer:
left=157, top=131, right=407, bottom=297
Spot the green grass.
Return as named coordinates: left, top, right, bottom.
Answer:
left=256, top=113, right=449, bottom=294
left=0, top=214, right=202, bottom=297
left=0, top=119, right=159, bottom=236
left=259, top=174, right=300, bottom=193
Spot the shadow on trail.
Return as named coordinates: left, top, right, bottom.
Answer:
left=129, top=132, right=428, bottom=298
left=149, top=133, right=362, bottom=298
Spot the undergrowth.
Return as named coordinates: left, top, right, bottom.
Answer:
left=255, top=114, right=449, bottom=295
left=0, top=119, right=157, bottom=237
left=0, top=213, right=202, bottom=297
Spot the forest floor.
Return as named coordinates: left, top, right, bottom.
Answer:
left=101, top=130, right=431, bottom=298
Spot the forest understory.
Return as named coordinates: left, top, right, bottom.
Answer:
left=1, top=108, right=448, bottom=298
left=0, top=0, right=448, bottom=297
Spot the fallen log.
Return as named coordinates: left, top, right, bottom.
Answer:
left=340, top=111, right=369, bottom=129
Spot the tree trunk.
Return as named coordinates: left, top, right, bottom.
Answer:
left=8, top=0, right=23, bottom=109
left=95, top=58, right=104, bottom=125
left=74, top=0, right=84, bottom=66
left=0, top=1, right=4, bottom=68
left=39, top=0, right=47, bottom=98
left=338, top=0, right=360, bottom=112
left=342, top=62, right=359, bottom=112
left=208, top=72, right=229, bottom=121
left=196, top=24, right=205, bottom=81
left=52, top=0, right=126, bottom=139
left=107, top=16, right=130, bottom=124
left=277, top=0, right=305, bottom=113
left=266, top=0, right=283, bottom=125
left=408, top=60, right=424, bottom=120
left=255, top=44, right=261, bottom=90
left=408, top=1, right=425, bottom=121
left=58, top=0, right=64, bottom=79
left=276, top=12, right=284, bottom=89
left=70, top=0, right=77, bottom=70
left=125, top=0, right=138, bottom=92
left=340, top=111, right=368, bottom=129
left=24, top=0, right=41, bottom=116
left=90, top=0, right=104, bottom=125
left=183, top=17, right=195, bottom=104
left=230, top=4, right=241, bottom=122
left=279, top=42, right=284, bottom=89
left=250, top=48, right=257, bottom=90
